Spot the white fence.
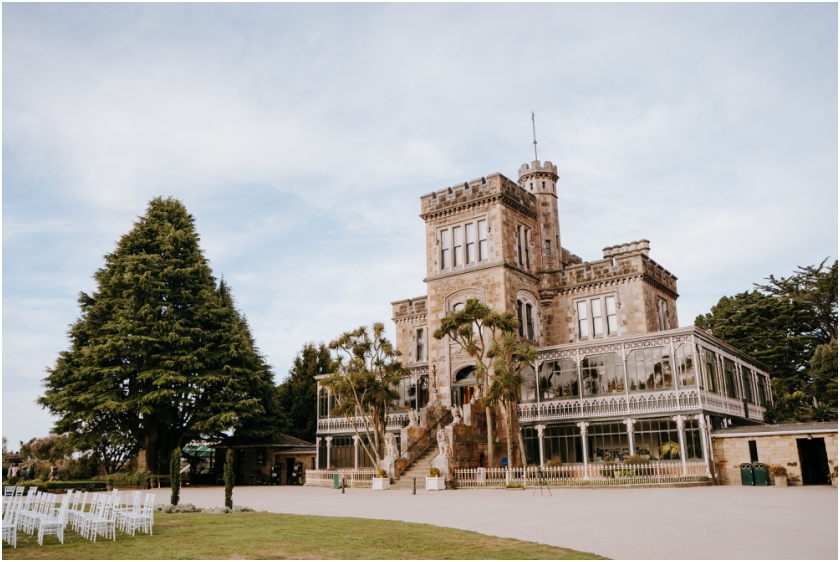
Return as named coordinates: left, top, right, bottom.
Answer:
left=454, top=462, right=709, bottom=488
left=317, top=412, right=410, bottom=434
left=304, top=469, right=377, bottom=488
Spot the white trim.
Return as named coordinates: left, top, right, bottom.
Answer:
left=711, top=429, right=837, bottom=439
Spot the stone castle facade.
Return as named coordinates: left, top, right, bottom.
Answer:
left=316, top=158, right=774, bottom=479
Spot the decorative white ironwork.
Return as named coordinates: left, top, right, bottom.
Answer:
left=453, top=462, right=709, bottom=488
left=518, top=389, right=764, bottom=422
left=304, top=469, right=377, bottom=488
left=317, top=412, right=409, bottom=434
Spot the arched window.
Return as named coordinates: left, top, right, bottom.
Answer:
left=451, top=365, right=477, bottom=406
left=516, top=293, right=538, bottom=341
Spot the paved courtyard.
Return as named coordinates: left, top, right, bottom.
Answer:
left=179, top=485, right=838, bottom=559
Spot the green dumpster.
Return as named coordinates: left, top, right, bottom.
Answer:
left=752, top=463, right=769, bottom=486
left=333, top=474, right=340, bottom=489
left=740, top=463, right=754, bottom=486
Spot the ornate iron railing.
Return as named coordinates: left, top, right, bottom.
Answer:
left=317, top=411, right=410, bottom=434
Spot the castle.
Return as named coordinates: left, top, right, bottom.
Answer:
left=314, top=158, right=772, bottom=479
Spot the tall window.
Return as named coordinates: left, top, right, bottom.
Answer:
left=318, top=388, right=330, bottom=419
left=415, top=328, right=425, bottom=362
left=540, top=359, right=579, bottom=399
left=517, top=298, right=537, bottom=341
left=545, top=240, right=551, bottom=257
left=440, top=229, right=450, bottom=269
left=452, top=226, right=463, bottom=267
left=674, top=343, right=696, bottom=387
left=520, top=367, right=537, bottom=402
left=581, top=353, right=625, bottom=395
left=517, top=226, right=531, bottom=269
left=465, top=223, right=476, bottom=264
left=700, top=349, right=718, bottom=393
left=723, top=358, right=738, bottom=399
left=576, top=296, right=619, bottom=340
left=757, top=375, right=769, bottom=406
left=626, top=347, right=673, bottom=391
left=741, top=367, right=754, bottom=404
left=440, top=220, right=488, bottom=272
left=657, top=298, right=670, bottom=331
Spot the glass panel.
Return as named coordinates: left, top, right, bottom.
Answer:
left=684, top=419, right=704, bottom=460
left=757, top=375, right=768, bottom=406
left=540, top=359, right=579, bottom=399
left=724, top=358, right=738, bottom=399
left=544, top=425, right=583, bottom=464
left=520, top=367, right=537, bottom=402
left=577, top=301, right=589, bottom=338
left=588, top=422, right=629, bottom=463
left=440, top=229, right=450, bottom=269
left=701, top=349, right=718, bottom=393
left=591, top=299, right=603, bottom=336
left=581, top=353, right=625, bottom=395
left=675, top=343, right=696, bottom=387
left=465, top=223, right=475, bottom=263
left=517, top=300, right=524, bottom=337
left=626, top=347, right=673, bottom=391
left=526, top=303, right=535, bottom=340
left=633, top=419, right=681, bottom=460
left=605, top=296, right=617, bottom=334
left=452, top=226, right=462, bottom=267
left=524, top=229, right=530, bottom=269
left=477, top=220, right=487, bottom=261
left=517, top=226, right=523, bottom=265
left=741, top=367, right=754, bottom=403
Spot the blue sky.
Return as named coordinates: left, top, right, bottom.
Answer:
left=3, top=3, right=837, bottom=448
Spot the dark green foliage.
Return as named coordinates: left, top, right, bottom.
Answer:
left=323, top=324, right=405, bottom=467
left=224, top=449, right=235, bottom=509
left=277, top=343, right=334, bottom=443
left=38, top=197, right=283, bottom=471
left=170, top=447, right=181, bottom=506
left=695, top=260, right=838, bottom=421
left=19, top=435, right=74, bottom=465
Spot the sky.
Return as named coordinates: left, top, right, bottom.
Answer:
left=3, top=3, right=837, bottom=449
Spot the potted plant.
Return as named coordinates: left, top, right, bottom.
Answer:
left=150, top=474, right=158, bottom=488
left=769, top=465, right=788, bottom=487
left=105, top=475, right=114, bottom=492
left=372, top=469, right=390, bottom=491
left=426, top=467, right=445, bottom=491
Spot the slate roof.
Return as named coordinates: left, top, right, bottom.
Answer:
left=217, top=433, right=315, bottom=448
left=712, top=421, right=837, bottom=437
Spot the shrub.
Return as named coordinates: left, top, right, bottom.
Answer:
left=155, top=503, right=197, bottom=513
left=93, top=472, right=151, bottom=488
left=376, top=469, right=389, bottom=478
left=769, top=465, right=787, bottom=477
left=428, top=467, right=441, bottom=477
left=544, top=457, right=563, bottom=468
left=624, top=455, right=648, bottom=465
left=203, top=506, right=255, bottom=514
left=150, top=475, right=158, bottom=488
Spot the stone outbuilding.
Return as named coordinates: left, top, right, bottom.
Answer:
left=711, top=422, right=837, bottom=486
left=216, top=434, right=316, bottom=486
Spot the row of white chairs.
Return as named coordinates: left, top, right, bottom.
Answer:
left=2, top=488, right=155, bottom=548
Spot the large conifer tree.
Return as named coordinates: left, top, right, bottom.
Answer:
left=39, top=197, right=282, bottom=471
left=277, top=343, right=334, bottom=443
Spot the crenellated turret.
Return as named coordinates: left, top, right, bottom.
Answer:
left=518, top=160, right=562, bottom=271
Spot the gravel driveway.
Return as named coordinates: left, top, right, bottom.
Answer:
left=178, top=484, right=837, bottom=559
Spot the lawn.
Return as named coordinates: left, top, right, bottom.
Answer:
left=3, top=511, right=606, bottom=559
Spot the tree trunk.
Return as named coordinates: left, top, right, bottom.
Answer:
left=144, top=436, right=159, bottom=475
left=485, top=406, right=495, bottom=467
left=514, top=403, right=528, bottom=467
left=500, top=401, right=513, bottom=468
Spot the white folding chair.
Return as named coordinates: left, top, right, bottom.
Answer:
left=4, top=486, right=15, bottom=497
left=37, top=493, right=71, bottom=545
left=123, top=493, right=155, bottom=536
left=82, top=495, right=117, bottom=542
left=2, top=496, right=21, bottom=548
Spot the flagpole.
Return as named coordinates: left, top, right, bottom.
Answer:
left=531, top=111, right=538, bottom=161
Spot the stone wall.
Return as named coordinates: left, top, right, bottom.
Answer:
left=712, top=432, right=838, bottom=485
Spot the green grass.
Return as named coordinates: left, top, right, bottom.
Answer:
left=3, top=511, right=605, bottom=559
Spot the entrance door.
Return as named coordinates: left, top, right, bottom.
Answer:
left=797, top=438, right=830, bottom=485
left=286, top=458, right=296, bottom=485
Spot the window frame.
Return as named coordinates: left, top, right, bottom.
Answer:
left=438, top=217, right=489, bottom=273
left=574, top=294, right=620, bottom=341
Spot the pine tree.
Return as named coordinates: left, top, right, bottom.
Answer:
left=39, top=197, right=283, bottom=471
left=277, top=343, right=334, bottom=443
left=170, top=447, right=181, bottom=506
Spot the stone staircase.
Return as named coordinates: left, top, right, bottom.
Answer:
left=391, top=446, right=439, bottom=490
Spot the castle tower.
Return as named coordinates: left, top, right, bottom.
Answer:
left=518, top=161, right=562, bottom=271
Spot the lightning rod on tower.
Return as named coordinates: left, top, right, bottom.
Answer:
left=531, top=111, right=538, bottom=161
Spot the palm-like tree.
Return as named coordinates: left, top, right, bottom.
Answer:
left=486, top=332, right=537, bottom=467
left=434, top=299, right=518, bottom=467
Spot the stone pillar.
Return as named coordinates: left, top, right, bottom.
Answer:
left=623, top=418, right=636, bottom=458
left=696, top=414, right=712, bottom=477
left=352, top=435, right=359, bottom=470
left=535, top=424, right=546, bottom=467
left=325, top=436, right=332, bottom=470
left=315, top=437, right=321, bottom=470
left=673, top=415, right=687, bottom=476
left=577, top=421, right=589, bottom=478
